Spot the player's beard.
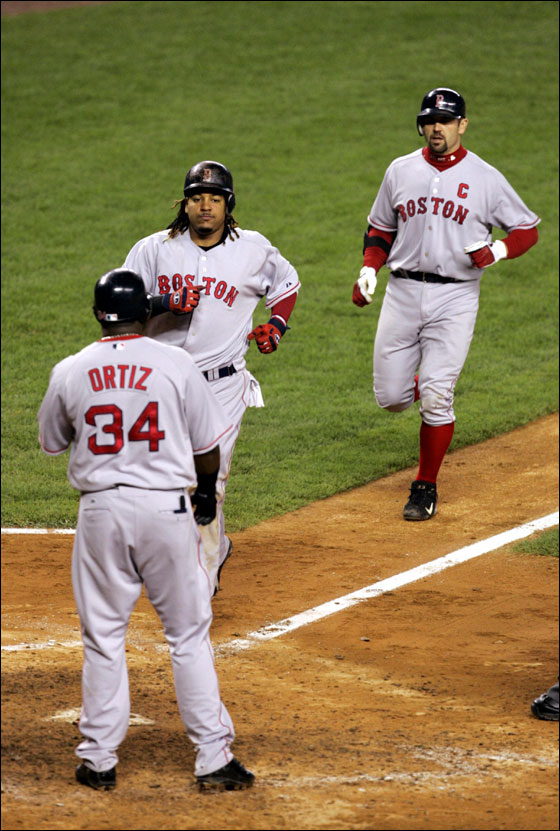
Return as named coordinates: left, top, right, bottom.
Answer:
left=428, top=135, right=448, bottom=154
left=193, top=223, right=214, bottom=237
left=192, top=219, right=224, bottom=238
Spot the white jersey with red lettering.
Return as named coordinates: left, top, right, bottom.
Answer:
left=122, top=227, right=300, bottom=590
left=123, top=227, right=300, bottom=372
left=368, top=148, right=540, bottom=280
left=38, top=333, right=232, bottom=493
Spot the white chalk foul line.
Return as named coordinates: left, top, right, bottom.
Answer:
left=1, top=528, right=76, bottom=534
left=3, top=511, right=558, bottom=655
left=219, top=510, right=559, bottom=653
left=2, top=639, right=83, bottom=653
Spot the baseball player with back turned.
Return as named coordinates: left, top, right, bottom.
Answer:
left=352, top=87, right=540, bottom=520
left=123, top=160, right=300, bottom=592
left=37, top=268, right=255, bottom=792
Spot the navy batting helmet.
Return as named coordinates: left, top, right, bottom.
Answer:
left=93, top=269, right=151, bottom=325
left=417, top=87, right=466, bottom=135
left=183, top=160, right=236, bottom=213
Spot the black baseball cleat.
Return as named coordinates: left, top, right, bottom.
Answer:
left=196, top=757, right=255, bottom=791
left=75, top=763, right=116, bottom=790
left=213, top=537, right=233, bottom=597
left=403, top=480, right=438, bottom=521
left=531, top=683, right=559, bottom=721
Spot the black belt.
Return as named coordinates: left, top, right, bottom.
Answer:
left=392, top=269, right=459, bottom=284
left=203, top=364, right=237, bottom=382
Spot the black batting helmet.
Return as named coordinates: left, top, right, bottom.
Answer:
left=183, top=160, right=236, bottom=213
left=417, top=87, right=466, bottom=135
left=93, top=269, right=151, bottom=325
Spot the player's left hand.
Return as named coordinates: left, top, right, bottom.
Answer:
left=248, top=317, right=288, bottom=353
left=161, top=284, right=201, bottom=314
left=191, top=486, right=217, bottom=526
left=464, top=240, right=508, bottom=269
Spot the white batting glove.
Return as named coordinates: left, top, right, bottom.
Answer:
left=464, top=239, right=508, bottom=269
left=357, top=266, right=377, bottom=302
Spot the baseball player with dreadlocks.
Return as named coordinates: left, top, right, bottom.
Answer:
left=352, top=87, right=540, bottom=521
left=123, top=161, right=300, bottom=593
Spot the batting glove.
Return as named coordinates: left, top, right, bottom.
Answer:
left=248, top=317, right=289, bottom=353
left=352, top=267, right=377, bottom=306
left=161, top=285, right=201, bottom=314
left=464, top=240, right=508, bottom=269
left=191, top=472, right=218, bottom=526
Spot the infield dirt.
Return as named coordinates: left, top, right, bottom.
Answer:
left=2, top=413, right=558, bottom=831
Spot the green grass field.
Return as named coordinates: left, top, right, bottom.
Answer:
left=514, top=527, right=558, bottom=558
left=1, top=0, right=558, bottom=529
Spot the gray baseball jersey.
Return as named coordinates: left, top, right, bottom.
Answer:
left=123, top=227, right=300, bottom=372
left=38, top=334, right=232, bottom=492
left=368, top=148, right=540, bottom=279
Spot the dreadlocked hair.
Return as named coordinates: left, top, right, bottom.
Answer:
left=166, top=198, right=240, bottom=242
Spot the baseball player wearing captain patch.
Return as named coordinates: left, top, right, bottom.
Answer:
left=37, top=269, right=255, bottom=792
left=352, top=87, right=540, bottom=521
left=123, top=161, right=300, bottom=592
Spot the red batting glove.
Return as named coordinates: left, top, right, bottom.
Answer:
left=467, top=245, right=494, bottom=268
left=162, top=285, right=201, bottom=314
left=464, top=240, right=507, bottom=269
left=352, top=282, right=368, bottom=307
left=248, top=317, right=288, bottom=353
left=352, top=267, right=377, bottom=306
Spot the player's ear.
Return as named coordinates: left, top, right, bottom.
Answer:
left=458, top=118, right=468, bottom=135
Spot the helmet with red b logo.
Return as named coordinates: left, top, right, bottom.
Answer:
left=416, top=88, right=466, bottom=135
left=183, top=161, right=236, bottom=213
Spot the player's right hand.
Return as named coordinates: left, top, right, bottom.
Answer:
left=352, top=267, right=377, bottom=306
left=161, top=285, right=201, bottom=314
left=191, top=486, right=217, bottom=525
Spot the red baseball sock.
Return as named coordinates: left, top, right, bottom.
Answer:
left=417, top=421, right=455, bottom=483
